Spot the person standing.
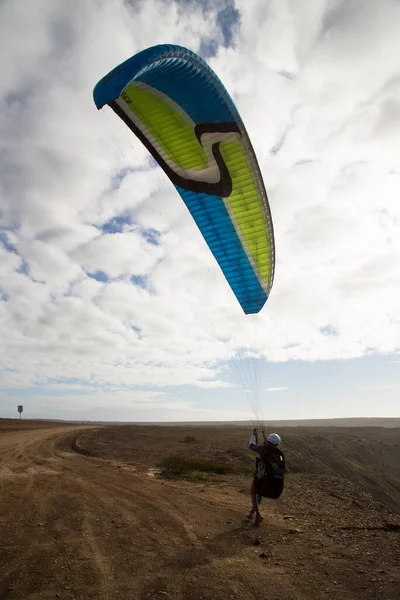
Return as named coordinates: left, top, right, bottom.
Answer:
left=246, top=429, right=286, bottom=523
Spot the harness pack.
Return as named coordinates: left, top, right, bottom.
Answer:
left=254, top=449, right=285, bottom=499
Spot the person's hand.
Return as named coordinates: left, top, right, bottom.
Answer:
left=253, top=428, right=257, bottom=435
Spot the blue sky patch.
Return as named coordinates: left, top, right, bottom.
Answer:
left=199, top=38, right=219, bottom=59
left=101, top=213, right=132, bottom=234
left=131, top=275, right=148, bottom=289
left=0, top=231, right=17, bottom=254
left=109, top=165, right=152, bottom=191
left=130, top=325, right=142, bottom=338
left=109, top=167, right=133, bottom=191
left=141, top=228, right=161, bottom=246
left=87, top=270, right=109, bottom=283
left=320, top=325, right=339, bottom=337
left=217, top=4, right=240, bottom=47
left=16, top=260, right=29, bottom=276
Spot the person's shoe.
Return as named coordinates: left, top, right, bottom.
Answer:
left=245, top=511, right=254, bottom=520
left=255, top=513, right=264, bottom=524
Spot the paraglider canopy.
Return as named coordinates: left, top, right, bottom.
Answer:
left=94, top=44, right=275, bottom=314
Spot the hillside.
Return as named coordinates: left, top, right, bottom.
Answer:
left=75, top=424, right=400, bottom=513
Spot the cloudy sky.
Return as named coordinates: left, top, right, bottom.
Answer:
left=1, top=0, right=399, bottom=423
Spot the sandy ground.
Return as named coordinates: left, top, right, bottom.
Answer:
left=0, top=423, right=399, bottom=600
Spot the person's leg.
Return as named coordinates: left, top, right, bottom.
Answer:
left=253, top=481, right=264, bottom=523
left=245, top=479, right=259, bottom=518
left=251, top=479, right=259, bottom=513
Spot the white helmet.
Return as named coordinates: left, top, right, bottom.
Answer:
left=267, top=433, right=281, bottom=446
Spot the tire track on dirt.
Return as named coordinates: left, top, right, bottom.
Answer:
left=91, top=478, right=208, bottom=548
left=72, top=467, right=266, bottom=600
left=35, top=463, right=118, bottom=600
left=0, top=427, right=117, bottom=599
left=80, top=506, right=114, bottom=600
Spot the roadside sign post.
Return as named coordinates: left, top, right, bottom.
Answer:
left=17, top=405, right=23, bottom=420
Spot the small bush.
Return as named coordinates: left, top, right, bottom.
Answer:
left=158, top=455, right=253, bottom=478
left=181, top=436, right=198, bottom=444
left=160, top=455, right=230, bottom=475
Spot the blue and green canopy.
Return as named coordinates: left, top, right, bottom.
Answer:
left=94, top=44, right=275, bottom=314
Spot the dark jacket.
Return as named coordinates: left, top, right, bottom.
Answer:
left=249, top=434, right=286, bottom=498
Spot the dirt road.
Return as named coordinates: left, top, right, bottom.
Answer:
left=0, top=425, right=399, bottom=599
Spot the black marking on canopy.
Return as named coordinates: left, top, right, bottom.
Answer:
left=110, top=100, right=240, bottom=197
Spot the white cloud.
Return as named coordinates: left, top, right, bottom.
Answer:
left=266, top=387, right=289, bottom=392
left=1, top=0, right=400, bottom=420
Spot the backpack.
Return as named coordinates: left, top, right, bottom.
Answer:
left=254, top=449, right=285, bottom=499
